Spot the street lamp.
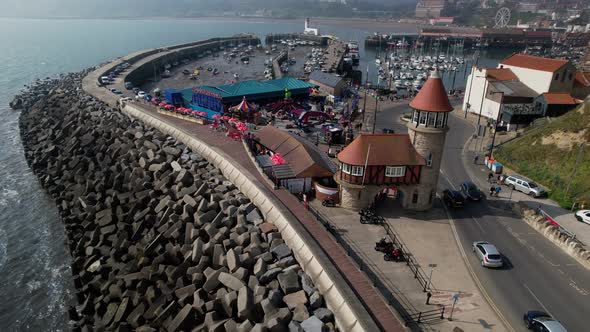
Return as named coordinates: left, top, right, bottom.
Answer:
left=487, top=90, right=505, bottom=158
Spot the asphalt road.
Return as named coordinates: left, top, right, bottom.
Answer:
left=375, top=102, right=590, bottom=332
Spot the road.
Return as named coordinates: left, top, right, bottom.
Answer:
left=375, top=102, right=590, bottom=332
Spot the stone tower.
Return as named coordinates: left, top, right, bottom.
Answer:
left=406, top=70, right=453, bottom=211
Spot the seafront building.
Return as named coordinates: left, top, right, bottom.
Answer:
left=336, top=71, right=452, bottom=211
left=463, top=53, right=588, bottom=129
left=415, top=0, right=447, bottom=18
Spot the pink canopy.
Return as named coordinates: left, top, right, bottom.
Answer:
left=228, top=118, right=239, bottom=123
left=271, top=153, right=286, bottom=165
left=158, top=102, right=166, bottom=107
left=235, top=122, right=248, bottom=132
left=222, top=115, right=231, bottom=120
left=212, top=114, right=221, bottom=119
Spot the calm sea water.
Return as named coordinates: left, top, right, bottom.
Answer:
left=0, top=17, right=513, bottom=331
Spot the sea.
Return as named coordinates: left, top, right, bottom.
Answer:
left=0, top=17, right=516, bottom=331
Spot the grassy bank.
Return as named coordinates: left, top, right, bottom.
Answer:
left=494, top=102, right=590, bottom=208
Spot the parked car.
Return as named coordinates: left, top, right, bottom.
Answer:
left=124, top=82, right=133, bottom=90
left=110, top=88, right=122, bottom=95
left=137, top=91, right=146, bottom=99
left=574, top=210, right=590, bottom=225
left=460, top=181, right=484, bottom=201
left=132, top=87, right=140, bottom=94
left=443, top=189, right=465, bottom=208
left=523, top=311, right=567, bottom=332
left=472, top=241, right=503, bottom=268
left=504, top=175, right=547, bottom=198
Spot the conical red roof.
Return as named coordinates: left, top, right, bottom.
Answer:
left=409, top=70, right=453, bottom=113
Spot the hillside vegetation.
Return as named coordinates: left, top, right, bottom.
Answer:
left=495, top=101, right=590, bottom=208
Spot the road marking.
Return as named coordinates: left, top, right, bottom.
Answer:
left=523, top=283, right=552, bottom=316
left=442, top=201, right=515, bottom=332
left=569, top=280, right=589, bottom=296
left=472, top=217, right=485, bottom=233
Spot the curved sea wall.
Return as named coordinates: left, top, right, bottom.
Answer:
left=81, top=36, right=397, bottom=332
left=17, top=72, right=347, bottom=331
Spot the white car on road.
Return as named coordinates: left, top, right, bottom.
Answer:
left=574, top=210, right=590, bottom=225
left=472, top=241, right=504, bottom=268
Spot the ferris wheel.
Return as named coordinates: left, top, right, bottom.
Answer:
left=494, top=7, right=511, bottom=28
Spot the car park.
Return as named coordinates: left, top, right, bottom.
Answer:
left=574, top=210, right=590, bottom=225
left=504, top=175, right=546, bottom=198
left=443, top=189, right=465, bottom=208
left=523, top=311, right=567, bottom=331
left=460, top=181, right=484, bottom=201
left=472, top=241, right=503, bottom=268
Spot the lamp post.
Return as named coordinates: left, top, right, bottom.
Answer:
left=487, top=91, right=505, bottom=158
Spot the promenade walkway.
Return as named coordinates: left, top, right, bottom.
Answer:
left=121, top=100, right=406, bottom=331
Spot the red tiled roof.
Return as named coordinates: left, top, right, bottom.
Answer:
left=486, top=68, right=518, bottom=81
left=337, top=134, right=426, bottom=166
left=542, top=93, right=581, bottom=105
left=501, top=54, right=569, bottom=73
left=409, top=71, right=453, bottom=112
left=574, top=71, right=590, bottom=87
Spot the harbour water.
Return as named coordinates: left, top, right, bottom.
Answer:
left=0, top=17, right=513, bottom=331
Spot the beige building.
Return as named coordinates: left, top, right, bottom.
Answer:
left=463, top=54, right=580, bottom=127
left=415, top=0, right=446, bottom=18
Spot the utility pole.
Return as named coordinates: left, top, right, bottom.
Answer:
left=372, top=93, right=378, bottom=134
left=565, top=143, right=585, bottom=199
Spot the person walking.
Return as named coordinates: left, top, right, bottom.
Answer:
left=474, top=155, right=479, bottom=164
left=487, top=172, right=494, bottom=183
left=495, top=186, right=501, bottom=197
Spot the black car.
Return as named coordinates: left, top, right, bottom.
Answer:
left=460, top=181, right=484, bottom=201
left=523, top=311, right=567, bottom=331
left=443, top=189, right=465, bottom=208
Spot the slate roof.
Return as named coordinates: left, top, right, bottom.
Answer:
left=309, top=71, right=344, bottom=88
left=337, top=134, right=426, bottom=166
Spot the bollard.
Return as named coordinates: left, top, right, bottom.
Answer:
left=426, top=292, right=432, bottom=305
left=417, top=312, right=422, bottom=324
left=440, top=306, right=445, bottom=319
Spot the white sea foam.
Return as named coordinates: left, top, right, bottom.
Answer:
left=0, top=188, right=19, bottom=207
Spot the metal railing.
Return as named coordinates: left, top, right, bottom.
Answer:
left=304, top=202, right=445, bottom=329
left=537, top=207, right=580, bottom=244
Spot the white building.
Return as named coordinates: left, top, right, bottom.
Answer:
left=304, top=18, right=319, bottom=36
left=463, top=54, right=580, bottom=128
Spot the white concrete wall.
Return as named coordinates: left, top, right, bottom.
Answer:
left=482, top=99, right=502, bottom=121
left=121, top=103, right=381, bottom=332
left=501, top=65, right=553, bottom=94
left=463, top=66, right=488, bottom=114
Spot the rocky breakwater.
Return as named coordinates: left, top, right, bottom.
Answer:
left=18, top=72, right=336, bottom=332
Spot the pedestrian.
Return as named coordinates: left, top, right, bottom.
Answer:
left=495, top=186, right=501, bottom=197
left=474, top=155, right=479, bottom=164
left=489, top=186, right=496, bottom=196
left=487, top=172, right=494, bottom=183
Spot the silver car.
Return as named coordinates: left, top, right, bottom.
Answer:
left=504, top=175, right=546, bottom=198
left=472, top=241, right=503, bottom=268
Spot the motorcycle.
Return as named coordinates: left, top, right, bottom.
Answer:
left=322, top=199, right=336, bottom=207
left=375, top=238, right=395, bottom=252
left=360, top=214, right=385, bottom=225
left=384, top=248, right=405, bottom=262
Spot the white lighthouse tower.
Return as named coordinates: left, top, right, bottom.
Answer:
left=304, top=18, right=319, bottom=36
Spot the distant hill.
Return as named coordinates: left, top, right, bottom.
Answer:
left=1, top=0, right=417, bottom=19
left=495, top=101, right=590, bottom=208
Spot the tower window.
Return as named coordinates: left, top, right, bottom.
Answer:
left=342, top=163, right=351, bottom=174
left=426, top=153, right=433, bottom=167
left=419, top=112, right=427, bottom=125
left=385, top=166, right=406, bottom=177
left=413, top=111, right=419, bottom=123
left=427, top=113, right=435, bottom=126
